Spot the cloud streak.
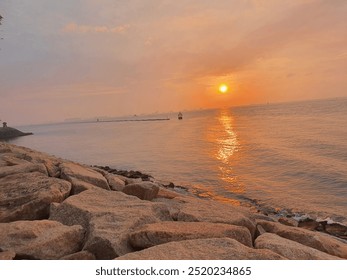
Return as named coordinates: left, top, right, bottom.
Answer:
left=170, top=0, right=347, bottom=78
left=62, top=22, right=130, bottom=34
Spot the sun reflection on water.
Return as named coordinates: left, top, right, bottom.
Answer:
left=216, top=110, right=239, bottom=164
left=201, top=109, right=245, bottom=200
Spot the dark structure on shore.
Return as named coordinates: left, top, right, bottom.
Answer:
left=0, top=122, right=33, bottom=140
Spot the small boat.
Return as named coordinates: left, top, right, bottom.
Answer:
left=178, top=112, right=183, bottom=120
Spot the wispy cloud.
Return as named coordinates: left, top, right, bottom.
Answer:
left=10, top=82, right=126, bottom=102
left=62, top=22, right=130, bottom=34
left=155, top=0, right=347, bottom=78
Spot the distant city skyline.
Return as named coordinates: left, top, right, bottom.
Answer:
left=1, top=0, right=347, bottom=125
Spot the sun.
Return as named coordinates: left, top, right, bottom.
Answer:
left=218, top=84, right=229, bottom=93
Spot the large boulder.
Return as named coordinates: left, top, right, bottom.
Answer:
left=129, top=221, right=253, bottom=249
left=3, top=144, right=62, bottom=177
left=116, top=238, right=285, bottom=260
left=298, top=219, right=320, bottom=231
left=68, top=177, right=102, bottom=195
left=0, top=172, right=71, bottom=222
left=0, top=154, right=32, bottom=166
left=258, top=220, right=347, bottom=259
left=255, top=233, right=341, bottom=260
left=100, top=173, right=136, bottom=185
left=50, top=189, right=172, bottom=259
left=278, top=217, right=299, bottom=227
left=122, top=182, right=159, bottom=201
left=60, top=162, right=110, bottom=191
left=0, top=220, right=84, bottom=259
left=171, top=196, right=256, bottom=238
left=0, top=163, right=48, bottom=179
left=31, top=156, right=61, bottom=178
left=104, top=173, right=126, bottom=191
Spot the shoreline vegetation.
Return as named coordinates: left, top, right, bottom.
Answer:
left=0, top=142, right=346, bottom=260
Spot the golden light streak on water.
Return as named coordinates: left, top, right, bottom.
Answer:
left=203, top=109, right=245, bottom=199
left=216, top=110, right=239, bottom=164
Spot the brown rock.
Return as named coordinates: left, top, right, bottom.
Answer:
left=50, top=188, right=171, bottom=259
left=60, top=251, right=96, bottom=260
left=251, top=214, right=276, bottom=222
left=157, top=187, right=181, bottom=199
left=122, top=182, right=159, bottom=201
left=0, top=143, right=12, bottom=154
left=0, top=172, right=71, bottom=222
left=104, top=173, right=125, bottom=191
left=278, top=217, right=299, bottom=227
left=116, top=238, right=285, bottom=260
left=0, top=163, right=48, bottom=179
left=0, top=154, right=31, bottom=166
left=129, top=221, right=253, bottom=249
left=298, top=219, right=320, bottom=231
left=103, top=173, right=130, bottom=185
left=0, top=220, right=84, bottom=259
left=60, top=162, right=110, bottom=191
left=172, top=196, right=256, bottom=238
left=325, top=223, right=347, bottom=238
left=0, top=250, right=16, bottom=260
left=90, top=166, right=108, bottom=176
left=123, top=177, right=143, bottom=185
left=255, top=233, right=341, bottom=260
left=4, top=144, right=61, bottom=177
left=69, top=177, right=101, bottom=195
left=35, top=157, right=61, bottom=178
left=258, top=220, right=347, bottom=259
left=256, top=224, right=266, bottom=236
left=151, top=179, right=175, bottom=188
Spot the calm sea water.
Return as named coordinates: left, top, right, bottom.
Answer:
left=9, top=97, right=347, bottom=224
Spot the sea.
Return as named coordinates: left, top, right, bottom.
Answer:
left=8, top=97, right=347, bottom=225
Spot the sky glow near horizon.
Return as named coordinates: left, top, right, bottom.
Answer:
left=0, top=0, right=347, bottom=125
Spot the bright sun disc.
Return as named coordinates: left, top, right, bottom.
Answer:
left=219, top=84, right=228, bottom=93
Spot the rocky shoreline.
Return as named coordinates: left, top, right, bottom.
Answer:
left=95, top=166, right=347, bottom=241
left=0, top=142, right=346, bottom=260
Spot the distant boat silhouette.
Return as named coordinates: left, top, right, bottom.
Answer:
left=178, top=112, right=183, bottom=120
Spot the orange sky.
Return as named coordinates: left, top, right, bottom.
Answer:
left=1, top=0, right=347, bottom=125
